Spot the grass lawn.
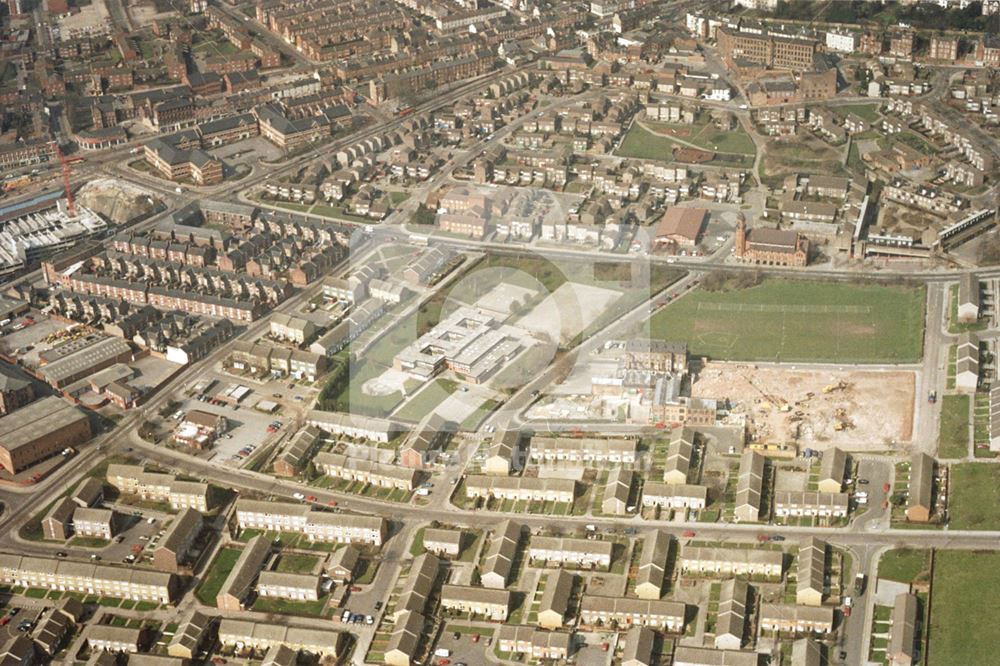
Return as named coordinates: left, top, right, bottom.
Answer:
left=832, top=103, right=882, bottom=122
left=276, top=553, right=320, bottom=574
left=948, top=284, right=988, bottom=333
left=648, top=279, right=926, bottom=362
left=392, top=378, right=458, bottom=422
left=689, top=126, right=756, bottom=155
left=947, top=463, right=1000, bottom=530
left=252, top=595, right=329, bottom=617
left=938, top=394, right=970, bottom=458
left=877, top=549, right=930, bottom=584
left=616, top=123, right=677, bottom=162
left=928, top=551, right=1000, bottom=665
left=195, top=548, right=242, bottom=604
left=69, top=536, right=110, bottom=548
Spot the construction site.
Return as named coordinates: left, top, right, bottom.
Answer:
left=693, top=362, right=916, bottom=452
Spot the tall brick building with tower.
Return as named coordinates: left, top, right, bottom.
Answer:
left=735, top=218, right=809, bottom=267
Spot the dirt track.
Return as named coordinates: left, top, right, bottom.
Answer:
left=693, top=362, right=915, bottom=452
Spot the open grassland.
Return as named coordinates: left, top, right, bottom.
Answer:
left=947, top=463, right=1000, bottom=530
left=648, top=279, right=925, bottom=362
left=928, top=551, right=1000, bottom=665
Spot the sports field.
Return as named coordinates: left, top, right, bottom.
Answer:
left=648, top=279, right=925, bottom=362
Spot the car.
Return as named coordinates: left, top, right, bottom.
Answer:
left=327, top=500, right=338, bottom=507
left=601, top=642, right=609, bottom=652
left=883, top=482, right=891, bottom=493
left=365, top=615, right=374, bottom=625
left=0, top=617, right=8, bottom=627
left=857, top=479, right=869, bottom=485
left=341, top=610, right=351, bottom=623
left=839, top=652, right=847, bottom=660
left=115, top=535, right=125, bottom=543
left=211, top=658, right=228, bottom=665
left=306, top=495, right=317, bottom=502
left=472, top=633, right=480, bottom=643
left=374, top=601, right=383, bottom=611
left=8, top=609, right=18, bottom=617
left=770, top=535, right=785, bottom=542
left=90, top=554, right=101, bottom=561
left=293, top=493, right=305, bottom=500
left=437, top=660, right=450, bottom=666
left=55, top=551, right=67, bottom=558
left=682, top=530, right=696, bottom=538
left=351, top=586, right=362, bottom=592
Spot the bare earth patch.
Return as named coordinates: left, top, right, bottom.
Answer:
left=693, top=362, right=915, bottom=451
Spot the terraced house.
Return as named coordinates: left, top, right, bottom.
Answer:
left=579, top=595, right=686, bottom=631
left=234, top=500, right=387, bottom=545
left=679, top=546, right=784, bottom=578
left=313, top=451, right=418, bottom=490
left=529, top=536, right=613, bottom=569
left=528, top=436, right=638, bottom=464
left=0, top=555, right=176, bottom=603
left=106, top=465, right=209, bottom=512
left=772, top=491, right=849, bottom=519
left=465, top=475, right=576, bottom=504
left=439, top=585, right=511, bottom=620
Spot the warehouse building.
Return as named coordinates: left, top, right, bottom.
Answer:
left=0, top=396, right=91, bottom=473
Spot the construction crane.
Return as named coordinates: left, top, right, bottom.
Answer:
left=49, top=140, right=76, bottom=218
